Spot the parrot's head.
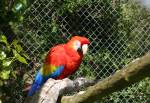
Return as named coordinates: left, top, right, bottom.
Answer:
left=67, top=36, right=90, bottom=55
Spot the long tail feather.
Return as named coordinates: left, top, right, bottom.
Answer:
left=28, top=82, right=40, bottom=96
left=28, top=71, right=45, bottom=96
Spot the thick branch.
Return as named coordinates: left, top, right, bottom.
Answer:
left=26, top=53, right=150, bottom=103
left=61, top=53, right=150, bottom=103
left=25, top=78, right=96, bottom=103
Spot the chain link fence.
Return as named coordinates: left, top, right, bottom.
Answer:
left=15, top=0, right=150, bottom=102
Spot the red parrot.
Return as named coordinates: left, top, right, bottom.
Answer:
left=28, top=36, right=90, bottom=96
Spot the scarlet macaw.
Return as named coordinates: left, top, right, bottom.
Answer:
left=28, top=36, right=90, bottom=96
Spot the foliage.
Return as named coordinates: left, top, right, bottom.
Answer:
left=0, top=0, right=31, bottom=23
left=0, top=35, right=29, bottom=103
left=0, top=0, right=31, bottom=103
left=101, top=77, right=150, bottom=103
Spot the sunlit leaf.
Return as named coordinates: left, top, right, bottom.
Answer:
left=2, top=59, right=12, bottom=67
left=12, top=40, right=23, bottom=53
left=52, top=26, right=57, bottom=33
left=16, top=55, right=28, bottom=64
left=22, top=53, right=30, bottom=60
left=12, top=49, right=18, bottom=57
left=0, top=70, right=10, bottom=80
left=0, top=35, right=7, bottom=45
left=0, top=35, right=10, bottom=51
left=0, top=51, right=6, bottom=60
left=15, top=3, right=23, bottom=11
left=13, top=49, right=28, bottom=64
left=12, top=40, right=18, bottom=46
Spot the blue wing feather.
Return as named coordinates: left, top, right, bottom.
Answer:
left=48, top=65, right=64, bottom=78
left=28, top=66, right=64, bottom=96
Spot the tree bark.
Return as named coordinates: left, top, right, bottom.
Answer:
left=25, top=78, right=96, bottom=103
left=26, top=53, right=150, bottom=103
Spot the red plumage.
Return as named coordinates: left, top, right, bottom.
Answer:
left=44, top=36, right=90, bottom=79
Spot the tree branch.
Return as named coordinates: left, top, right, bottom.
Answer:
left=25, top=53, right=150, bottom=103
left=61, top=53, right=150, bottom=103
left=25, top=77, right=96, bottom=103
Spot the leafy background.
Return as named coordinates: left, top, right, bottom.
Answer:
left=0, top=0, right=150, bottom=103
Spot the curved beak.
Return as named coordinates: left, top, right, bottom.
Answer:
left=82, top=44, right=88, bottom=55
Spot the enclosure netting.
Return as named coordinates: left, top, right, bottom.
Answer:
left=16, top=0, right=150, bottom=102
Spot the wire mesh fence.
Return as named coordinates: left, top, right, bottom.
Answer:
left=15, top=0, right=150, bottom=102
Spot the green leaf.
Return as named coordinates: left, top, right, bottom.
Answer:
left=0, top=70, right=10, bottom=80
left=52, top=26, right=57, bottom=33
left=12, top=49, right=18, bottom=57
left=13, top=49, right=28, bottom=64
left=6, top=45, right=11, bottom=51
left=17, top=55, right=28, bottom=64
left=0, top=51, right=6, bottom=60
left=12, top=39, right=18, bottom=47
left=12, top=40, right=23, bottom=53
left=16, top=55, right=28, bottom=64
left=0, top=80, right=3, bottom=86
left=22, top=53, right=30, bottom=60
left=11, top=71, right=17, bottom=79
left=0, top=35, right=7, bottom=45
left=2, top=59, right=12, bottom=67
left=19, top=16, right=24, bottom=22
left=20, top=0, right=28, bottom=7
left=0, top=35, right=10, bottom=51
left=15, top=3, right=23, bottom=11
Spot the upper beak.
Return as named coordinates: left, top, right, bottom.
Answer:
left=82, top=44, right=88, bottom=55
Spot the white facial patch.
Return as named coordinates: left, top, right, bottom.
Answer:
left=74, top=40, right=81, bottom=51
left=82, top=44, right=88, bottom=55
